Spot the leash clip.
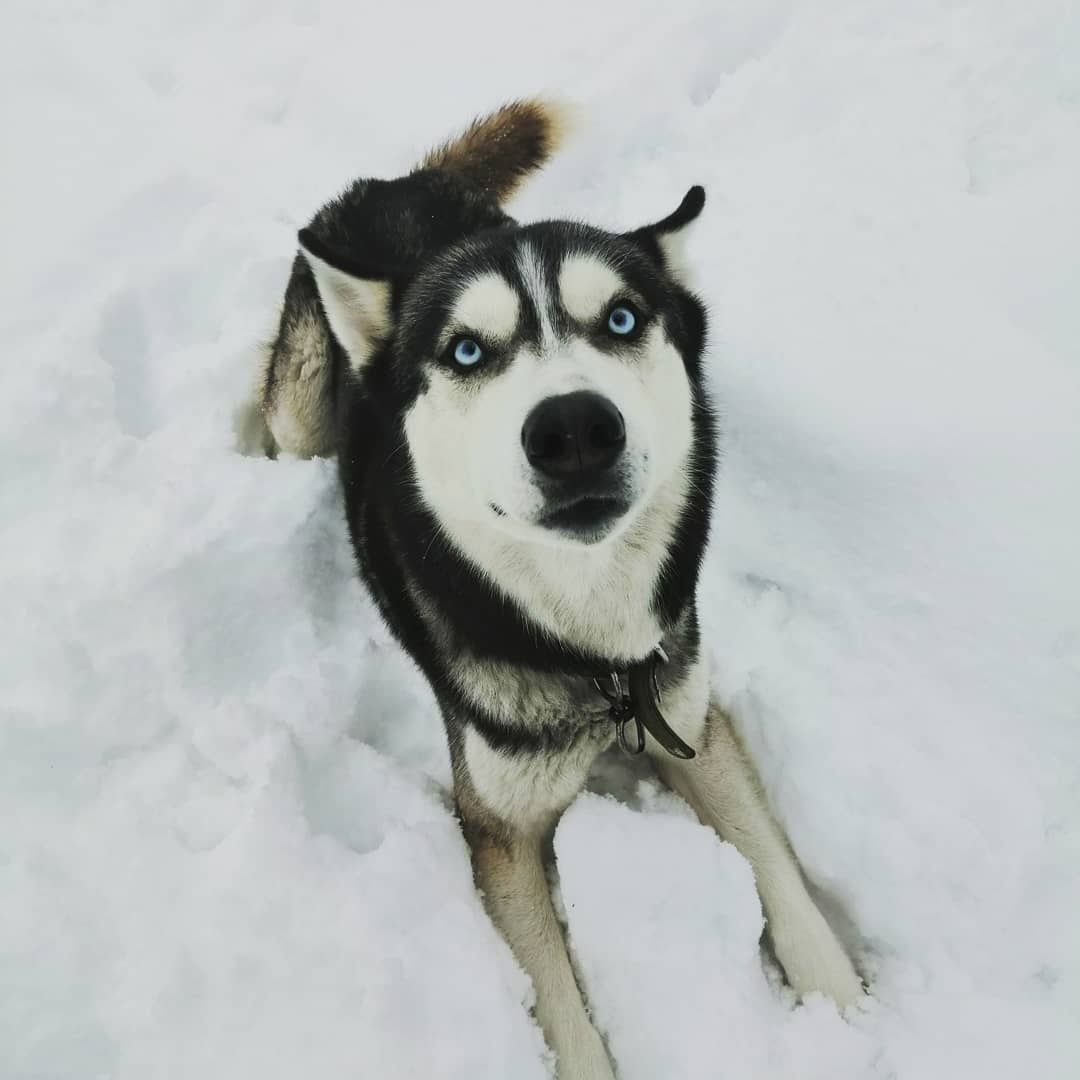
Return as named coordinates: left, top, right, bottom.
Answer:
left=591, top=673, right=646, bottom=755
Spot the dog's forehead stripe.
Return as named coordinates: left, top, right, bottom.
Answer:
left=557, top=255, right=627, bottom=324
left=515, top=241, right=556, bottom=348
left=450, top=273, right=520, bottom=341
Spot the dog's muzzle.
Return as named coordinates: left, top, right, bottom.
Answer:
left=521, top=391, right=630, bottom=537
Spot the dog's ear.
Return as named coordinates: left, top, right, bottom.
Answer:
left=626, top=185, right=706, bottom=284
left=298, top=227, right=401, bottom=369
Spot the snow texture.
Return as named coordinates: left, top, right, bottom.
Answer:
left=3, top=1, right=1079, bottom=1077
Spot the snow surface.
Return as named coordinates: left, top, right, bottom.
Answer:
left=3, top=1, right=1079, bottom=1077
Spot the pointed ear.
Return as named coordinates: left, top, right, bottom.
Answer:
left=626, top=185, right=706, bottom=284
left=297, top=227, right=395, bottom=371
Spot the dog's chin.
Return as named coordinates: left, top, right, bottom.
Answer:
left=532, top=494, right=633, bottom=546
left=485, top=497, right=631, bottom=547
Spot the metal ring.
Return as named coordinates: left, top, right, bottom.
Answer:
left=591, top=672, right=622, bottom=704
left=617, top=715, right=646, bottom=755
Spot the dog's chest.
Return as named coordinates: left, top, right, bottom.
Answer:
left=451, top=655, right=612, bottom=733
left=454, top=637, right=710, bottom=833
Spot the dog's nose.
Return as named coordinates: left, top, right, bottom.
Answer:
left=521, top=392, right=626, bottom=477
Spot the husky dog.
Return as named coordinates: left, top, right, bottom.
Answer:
left=242, top=101, right=864, bottom=1079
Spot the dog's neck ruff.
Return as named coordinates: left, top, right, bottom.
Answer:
left=592, top=647, right=696, bottom=759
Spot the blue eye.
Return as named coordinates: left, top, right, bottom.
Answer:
left=607, top=305, right=636, bottom=336
left=452, top=337, right=483, bottom=367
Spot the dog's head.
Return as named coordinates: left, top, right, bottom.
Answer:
left=300, top=102, right=708, bottom=550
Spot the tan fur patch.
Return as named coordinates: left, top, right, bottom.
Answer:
left=557, top=255, right=627, bottom=324
left=265, top=309, right=338, bottom=458
left=449, top=274, right=520, bottom=343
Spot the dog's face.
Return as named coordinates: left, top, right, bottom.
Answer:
left=397, top=224, right=697, bottom=547
left=300, top=187, right=706, bottom=550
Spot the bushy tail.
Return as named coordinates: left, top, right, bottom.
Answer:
left=417, top=98, right=571, bottom=203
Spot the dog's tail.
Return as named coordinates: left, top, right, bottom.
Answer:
left=417, top=98, right=572, bottom=203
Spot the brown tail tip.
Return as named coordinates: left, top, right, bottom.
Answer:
left=418, top=98, right=574, bottom=203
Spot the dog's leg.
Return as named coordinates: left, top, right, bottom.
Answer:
left=233, top=343, right=278, bottom=458
left=236, top=258, right=342, bottom=460
left=455, top=725, right=615, bottom=1079
left=466, top=824, right=616, bottom=1079
left=654, top=699, right=864, bottom=1008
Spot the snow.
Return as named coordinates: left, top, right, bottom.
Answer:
left=3, top=1, right=1079, bottom=1077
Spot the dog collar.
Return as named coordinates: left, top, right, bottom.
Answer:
left=592, top=648, right=696, bottom=760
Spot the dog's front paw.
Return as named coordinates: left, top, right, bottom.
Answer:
left=769, top=904, right=866, bottom=1010
left=551, top=1021, right=617, bottom=1080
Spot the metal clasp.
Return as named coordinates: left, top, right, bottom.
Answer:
left=591, top=673, right=646, bottom=755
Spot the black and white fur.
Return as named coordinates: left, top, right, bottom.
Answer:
left=241, top=101, right=864, bottom=1079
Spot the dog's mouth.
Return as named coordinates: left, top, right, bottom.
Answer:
left=536, top=495, right=630, bottom=541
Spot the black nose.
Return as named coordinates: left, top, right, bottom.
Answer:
left=521, top=391, right=626, bottom=478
